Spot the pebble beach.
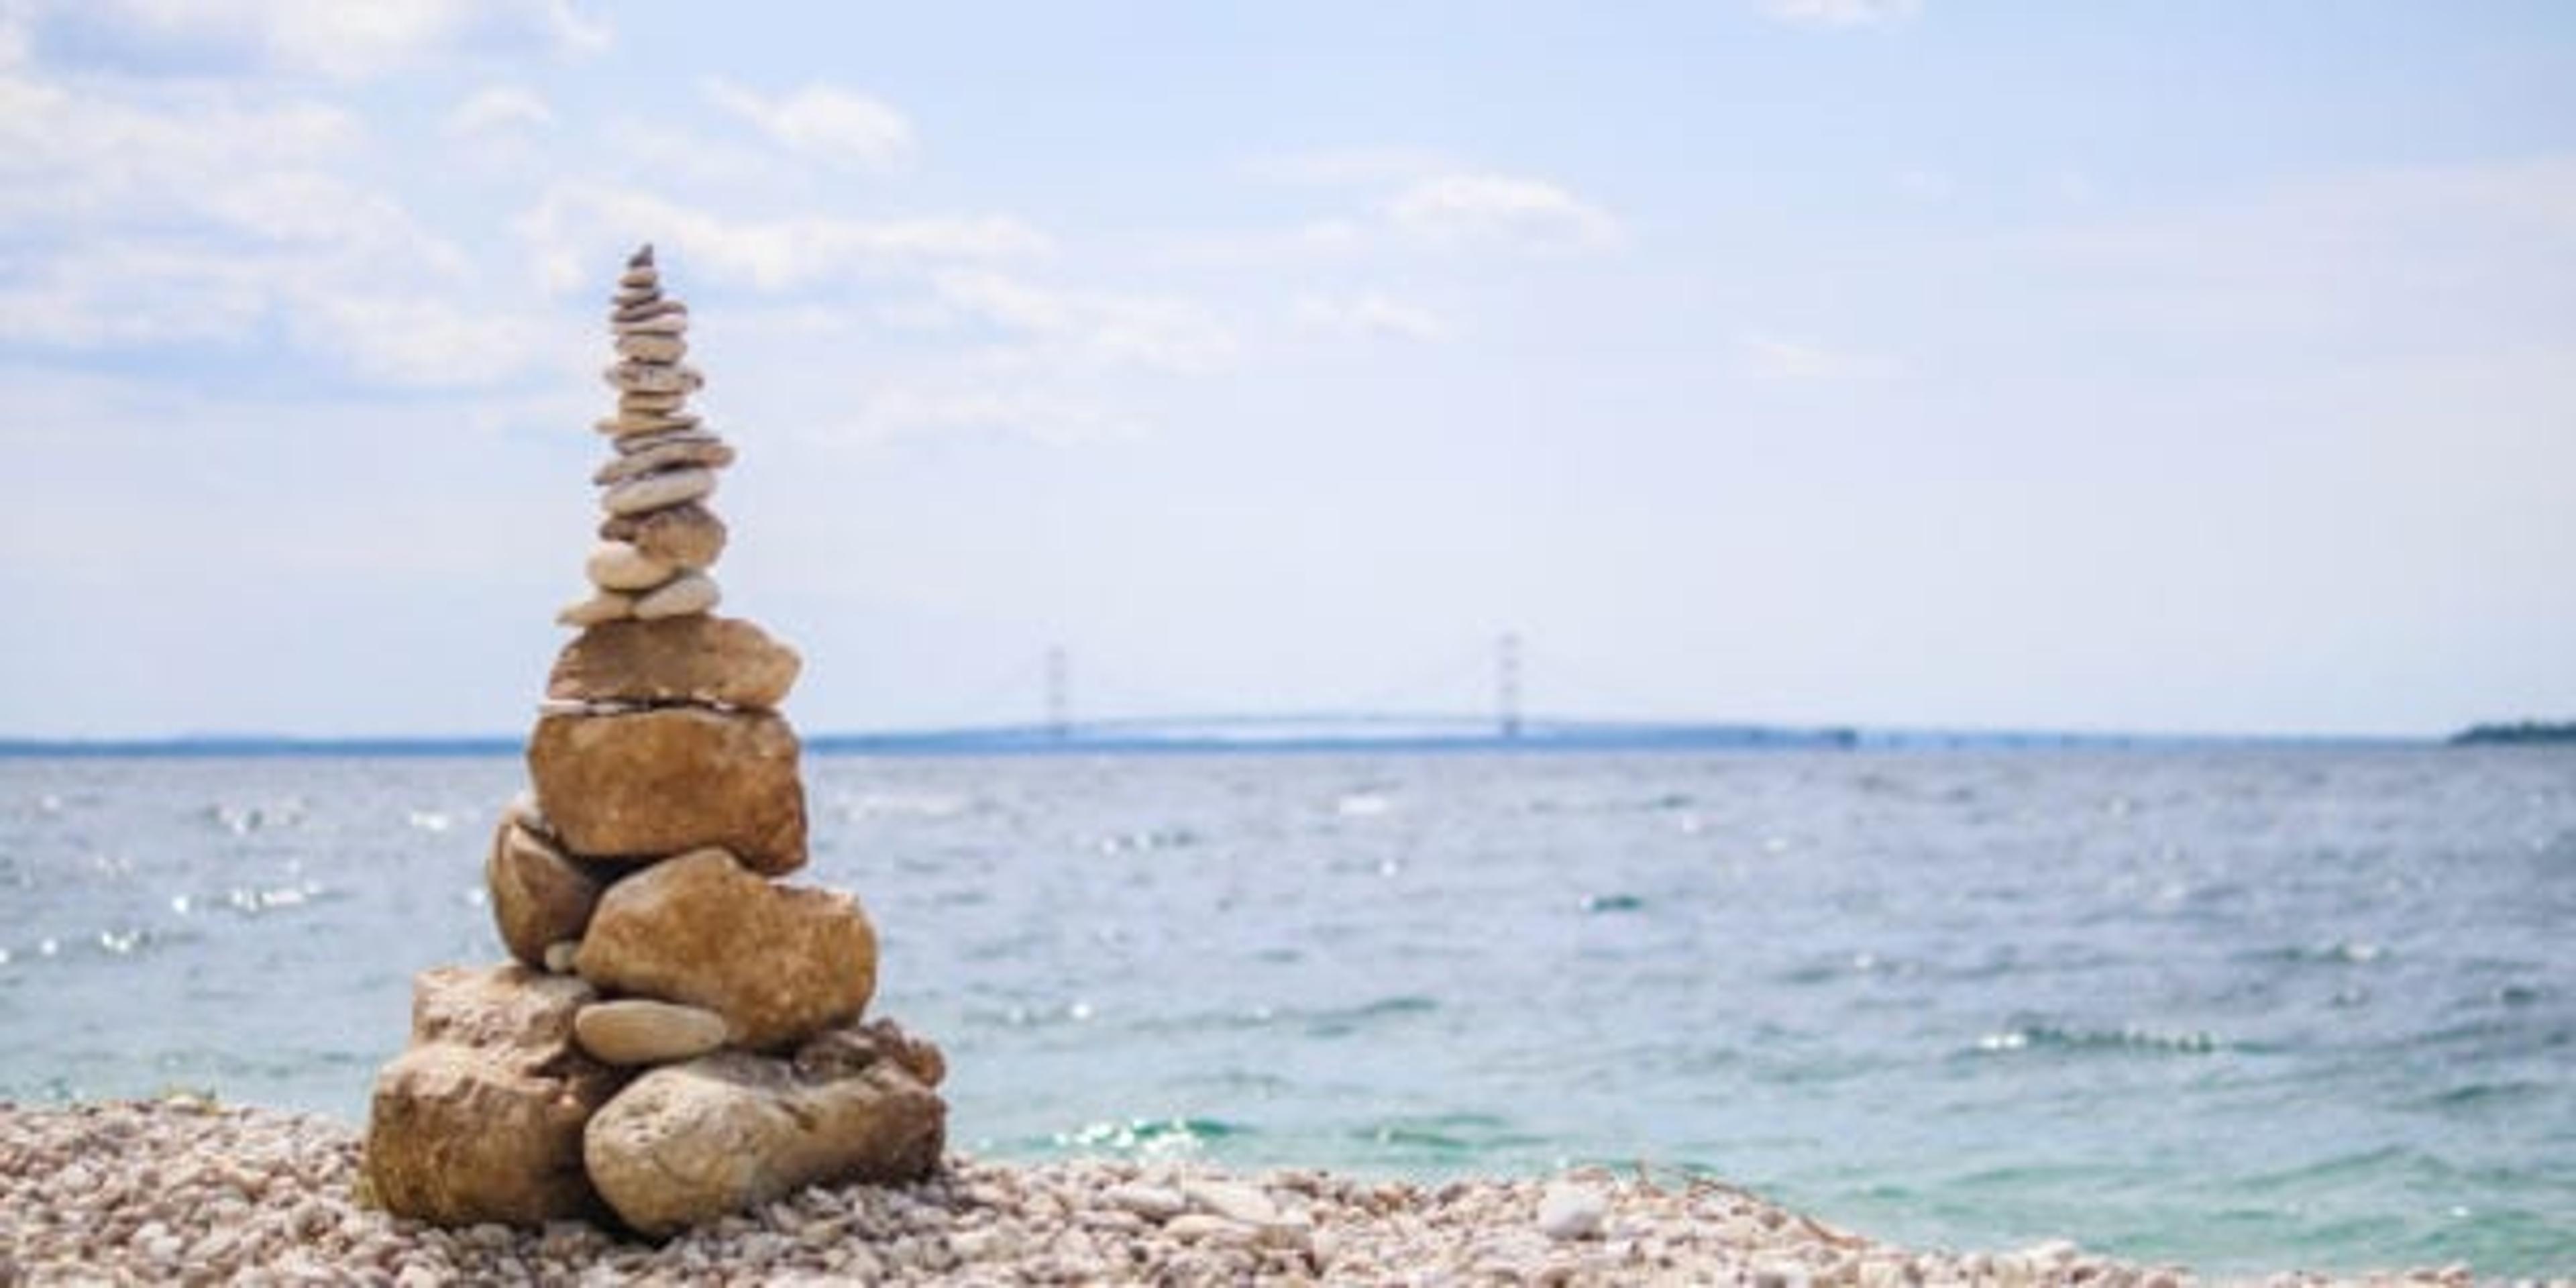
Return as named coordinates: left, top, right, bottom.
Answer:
left=3, top=1100, right=2538, bottom=1287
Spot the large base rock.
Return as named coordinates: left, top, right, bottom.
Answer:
left=547, top=615, right=800, bottom=712
left=575, top=848, right=876, bottom=1052
left=364, top=965, right=625, bottom=1226
left=527, top=707, right=807, bottom=875
left=583, top=1020, right=947, bottom=1237
left=484, top=816, right=610, bottom=967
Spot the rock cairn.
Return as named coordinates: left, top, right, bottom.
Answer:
left=364, top=246, right=947, bottom=1238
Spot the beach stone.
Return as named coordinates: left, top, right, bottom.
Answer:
left=574, top=848, right=873, bottom=1051
left=1536, top=1183, right=1606, bottom=1241
left=613, top=334, right=686, bottom=365
left=603, top=362, right=704, bottom=396
left=1185, top=1179, right=1280, bottom=1227
left=599, top=503, right=727, bottom=570
left=602, top=467, right=716, bottom=517
left=527, top=707, right=806, bottom=873
left=609, top=426, right=719, bottom=455
left=1105, top=1183, right=1188, bottom=1221
left=619, top=390, right=689, bottom=414
left=364, top=965, right=621, bottom=1227
left=595, top=411, right=700, bottom=437
left=555, top=590, right=635, bottom=628
left=547, top=615, right=801, bottom=711
left=595, top=439, right=735, bottom=486
left=484, top=817, right=608, bottom=967
left=633, top=571, right=720, bottom=620
left=584, top=541, right=676, bottom=592
left=543, top=941, right=580, bottom=973
left=574, top=1000, right=730, bottom=1067
left=613, top=313, right=689, bottom=336
left=612, top=299, right=686, bottom=323
left=582, top=1020, right=945, bottom=1236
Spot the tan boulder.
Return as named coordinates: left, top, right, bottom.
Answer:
left=527, top=708, right=806, bottom=874
left=574, top=848, right=873, bottom=1051
left=582, top=1019, right=946, bottom=1236
left=364, top=965, right=623, bottom=1226
left=546, top=616, right=801, bottom=712
left=599, top=502, right=727, bottom=570
left=484, top=817, right=611, bottom=967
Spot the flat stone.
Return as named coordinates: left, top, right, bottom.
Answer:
left=582, top=1019, right=945, bottom=1236
left=614, top=332, right=687, bottom=363
left=609, top=427, right=720, bottom=455
left=584, top=541, right=676, bottom=593
left=547, top=615, right=801, bottom=711
left=1104, top=1183, right=1189, bottom=1221
left=364, top=965, right=622, bottom=1227
left=633, top=571, right=719, bottom=620
left=612, top=313, right=689, bottom=336
left=1184, top=1179, right=1281, bottom=1227
left=601, top=467, right=715, bottom=517
left=574, top=1000, right=730, bottom=1067
left=594, top=411, right=700, bottom=437
left=574, top=848, right=871, bottom=1050
left=619, top=390, right=689, bottom=413
left=612, top=298, right=685, bottom=321
left=598, top=503, right=727, bottom=570
left=595, top=439, right=734, bottom=486
left=527, top=707, right=806, bottom=873
left=555, top=589, right=635, bottom=628
left=603, top=362, right=704, bottom=396
left=484, top=817, right=610, bottom=967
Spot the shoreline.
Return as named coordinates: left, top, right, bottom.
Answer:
left=0, top=1101, right=2518, bottom=1287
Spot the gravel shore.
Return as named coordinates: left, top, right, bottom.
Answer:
left=0, top=1100, right=2528, bottom=1286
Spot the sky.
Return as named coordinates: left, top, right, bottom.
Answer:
left=2, top=0, right=2572, bottom=739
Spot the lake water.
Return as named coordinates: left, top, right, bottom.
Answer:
left=1, top=747, right=2569, bottom=1275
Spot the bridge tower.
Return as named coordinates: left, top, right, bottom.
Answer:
left=1497, top=631, right=1523, bottom=740
left=1044, top=645, right=1070, bottom=740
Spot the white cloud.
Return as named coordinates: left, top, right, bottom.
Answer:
left=704, top=78, right=914, bottom=170
left=1293, top=292, right=1448, bottom=343
left=929, top=270, right=1236, bottom=373
left=1387, top=172, right=1622, bottom=252
left=519, top=185, right=1050, bottom=294
left=31, top=0, right=609, bottom=78
left=447, top=85, right=553, bottom=136
left=1758, top=0, right=1922, bottom=30
left=1735, top=334, right=1900, bottom=382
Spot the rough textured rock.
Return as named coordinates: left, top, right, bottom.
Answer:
left=484, top=817, right=610, bottom=967
left=575, top=848, right=874, bottom=1051
left=582, top=1020, right=946, bottom=1237
left=574, top=1000, right=730, bottom=1067
left=527, top=708, right=806, bottom=874
left=545, top=616, right=801, bottom=712
left=364, top=965, right=623, bottom=1226
left=598, top=502, right=727, bottom=570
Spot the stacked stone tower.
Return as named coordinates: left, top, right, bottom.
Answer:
left=364, top=247, right=947, bottom=1237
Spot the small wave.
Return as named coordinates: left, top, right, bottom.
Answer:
left=1356, top=1112, right=1546, bottom=1155
left=1093, top=827, right=1201, bottom=855
left=1969, top=1023, right=2222, bottom=1057
left=1047, top=1116, right=1250, bottom=1158
left=1306, top=995, right=1440, bottom=1038
left=1334, top=792, right=1394, bottom=818
left=1581, top=893, right=1646, bottom=914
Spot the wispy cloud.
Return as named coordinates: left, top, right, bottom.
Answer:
left=446, top=85, right=553, bottom=137
left=519, top=185, right=1050, bottom=293
left=1387, top=172, right=1622, bottom=252
left=703, top=78, right=914, bottom=170
left=929, top=270, right=1237, bottom=373
left=28, top=0, right=610, bottom=78
left=1758, top=0, right=1923, bottom=30
left=1293, top=292, right=1449, bottom=343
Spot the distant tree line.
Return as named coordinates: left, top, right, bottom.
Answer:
left=2451, top=720, right=2576, bottom=745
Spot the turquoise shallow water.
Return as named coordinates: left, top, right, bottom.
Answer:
left=0, top=747, right=2569, bottom=1275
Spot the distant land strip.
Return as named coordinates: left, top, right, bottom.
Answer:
left=0, top=716, right=2449, bottom=757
